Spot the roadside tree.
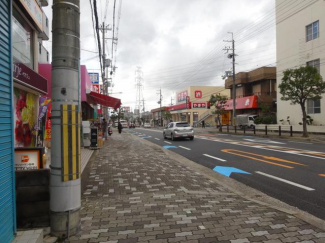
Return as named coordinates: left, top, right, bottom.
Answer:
left=279, top=66, right=325, bottom=137
left=209, top=94, right=228, bottom=131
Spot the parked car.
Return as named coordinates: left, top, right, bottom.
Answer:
left=144, top=123, right=151, bottom=128
left=163, top=122, right=194, bottom=141
left=129, top=123, right=135, bottom=128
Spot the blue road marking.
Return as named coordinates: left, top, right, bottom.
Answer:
left=163, top=146, right=177, bottom=149
left=213, top=166, right=251, bottom=177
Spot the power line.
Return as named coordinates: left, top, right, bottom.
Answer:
left=92, top=0, right=103, bottom=75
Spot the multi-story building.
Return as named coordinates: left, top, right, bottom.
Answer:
left=225, top=66, right=277, bottom=118
left=276, top=0, right=325, bottom=125
left=166, top=86, right=230, bottom=126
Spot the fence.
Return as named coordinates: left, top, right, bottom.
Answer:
left=218, top=124, right=293, bottom=137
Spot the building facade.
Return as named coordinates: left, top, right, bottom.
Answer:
left=276, top=0, right=325, bottom=125
left=225, top=67, right=277, bottom=118
left=167, top=86, right=230, bottom=126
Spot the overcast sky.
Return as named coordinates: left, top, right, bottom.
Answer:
left=43, top=0, right=276, bottom=111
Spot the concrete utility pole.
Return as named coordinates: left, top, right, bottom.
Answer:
left=170, top=97, right=174, bottom=106
left=157, top=89, right=162, bottom=126
left=51, top=0, right=80, bottom=238
left=99, top=23, right=111, bottom=120
left=223, top=32, right=237, bottom=126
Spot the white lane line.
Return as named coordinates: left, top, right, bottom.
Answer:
left=203, top=154, right=226, bottom=162
left=255, top=171, right=315, bottom=191
left=155, top=138, right=160, bottom=140
left=288, top=141, right=313, bottom=145
left=164, top=141, right=172, bottom=144
left=179, top=146, right=191, bottom=150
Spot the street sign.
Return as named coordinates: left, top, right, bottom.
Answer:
left=92, top=84, right=100, bottom=93
left=89, top=73, right=99, bottom=84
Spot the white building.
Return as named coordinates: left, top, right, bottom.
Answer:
left=276, top=0, right=325, bottom=125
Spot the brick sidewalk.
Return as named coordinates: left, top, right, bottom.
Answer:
left=67, top=132, right=325, bottom=243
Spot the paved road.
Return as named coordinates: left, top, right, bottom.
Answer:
left=126, top=128, right=325, bottom=220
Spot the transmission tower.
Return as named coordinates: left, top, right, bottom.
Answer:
left=135, top=67, right=144, bottom=118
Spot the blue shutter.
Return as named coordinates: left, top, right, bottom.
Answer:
left=0, top=0, right=16, bottom=243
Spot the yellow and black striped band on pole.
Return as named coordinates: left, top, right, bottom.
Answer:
left=61, top=104, right=81, bottom=182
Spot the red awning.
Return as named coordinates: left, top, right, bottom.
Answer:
left=167, top=102, right=191, bottom=111
left=87, top=91, right=121, bottom=110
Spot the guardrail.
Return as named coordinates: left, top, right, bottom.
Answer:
left=219, top=124, right=293, bottom=137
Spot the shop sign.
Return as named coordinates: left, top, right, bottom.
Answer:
left=177, top=90, right=188, bottom=103
left=92, top=84, right=100, bottom=93
left=19, top=0, right=43, bottom=31
left=123, top=106, right=130, bottom=112
left=14, top=62, right=48, bottom=94
left=45, top=103, right=51, bottom=140
left=186, top=96, right=190, bottom=109
left=14, top=149, right=41, bottom=170
left=224, top=95, right=258, bottom=110
left=192, top=102, right=207, bottom=108
left=89, top=72, right=99, bottom=84
left=194, top=90, right=202, bottom=98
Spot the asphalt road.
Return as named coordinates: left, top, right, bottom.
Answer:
left=126, top=127, right=325, bottom=220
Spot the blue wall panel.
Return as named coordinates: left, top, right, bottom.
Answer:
left=0, top=0, right=15, bottom=242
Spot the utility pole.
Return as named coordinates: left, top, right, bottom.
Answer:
left=223, top=32, right=237, bottom=126
left=99, top=23, right=111, bottom=120
left=157, top=89, right=162, bottom=126
left=51, top=0, right=80, bottom=238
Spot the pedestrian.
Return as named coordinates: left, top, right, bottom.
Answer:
left=117, top=121, right=123, bottom=134
left=202, top=120, right=205, bottom=128
left=102, top=118, right=108, bottom=139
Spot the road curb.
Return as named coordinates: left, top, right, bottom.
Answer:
left=128, top=131, right=325, bottom=231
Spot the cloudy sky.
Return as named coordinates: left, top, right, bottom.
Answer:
left=43, top=0, right=277, bottom=111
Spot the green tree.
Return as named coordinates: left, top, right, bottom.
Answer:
left=162, top=110, right=172, bottom=122
left=209, top=94, right=228, bottom=131
left=279, top=66, right=325, bottom=137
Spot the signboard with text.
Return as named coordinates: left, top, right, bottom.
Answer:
left=19, top=0, right=43, bottom=31
left=89, top=73, right=99, bottom=84
left=194, top=90, right=202, bottom=98
left=177, top=90, right=188, bottom=103
left=15, top=148, right=42, bottom=170
left=192, top=102, right=207, bottom=109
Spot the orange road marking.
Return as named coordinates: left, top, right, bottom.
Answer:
left=304, top=153, right=325, bottom=157
left=319, top=174, right=325, bottom=177
left=221, top=149, right=294, bottom=169
left=222, top=149, right=306, bottom=167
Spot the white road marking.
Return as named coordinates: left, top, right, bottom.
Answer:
left=164, top=141, right=172, bottom=144
left=255, top=171, right=315, bottom=191
left=289, top=141, right=313, bottom=145
left=203, top=154, right=226, bottom=162
left=244, top=139, right=286, bottom=145
left=179, top=146, right=191, bottom=150
left=155, top=138, right=160, bottom=140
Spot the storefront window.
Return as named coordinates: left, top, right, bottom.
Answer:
left=12, top=8, right=34, bottom=69
left=181, top=113, right=187, bottom=122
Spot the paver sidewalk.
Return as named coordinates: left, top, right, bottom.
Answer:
left=67, top=132, right=325, bottom=243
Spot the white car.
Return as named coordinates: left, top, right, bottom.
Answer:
left=144, top=123, right=151, bottom=128
left=163, top=122, right=194, bottom=141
